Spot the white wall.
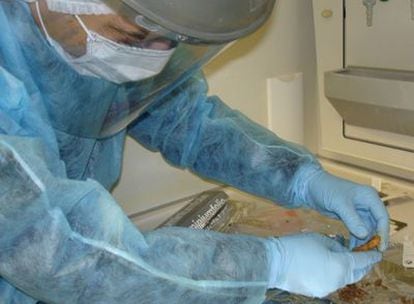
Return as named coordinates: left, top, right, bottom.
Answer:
left=112, top=0, right=318, bottom=215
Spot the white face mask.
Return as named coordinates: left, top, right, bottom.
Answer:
left=35, top=2, right=176, bottom=84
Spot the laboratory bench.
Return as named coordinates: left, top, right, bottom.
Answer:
left=131, top=186, right=414, bottom=303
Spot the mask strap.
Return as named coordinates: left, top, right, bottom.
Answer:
left=35, top=1, right=53, bottom=44
left=74, top=15, right=95, bottom=41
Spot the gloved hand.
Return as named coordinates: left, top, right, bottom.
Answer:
left=296, top=167, right=389, bottom=251
left=268, top=233, right=382, bottom=298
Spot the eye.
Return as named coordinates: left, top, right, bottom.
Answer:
left=134, top=15, right=162, bottom=33
left=104, top=23, right=147, bottom=44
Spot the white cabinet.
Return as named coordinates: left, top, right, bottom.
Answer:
left=313, top=0, right=414, bottom=181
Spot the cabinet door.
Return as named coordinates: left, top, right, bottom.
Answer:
left=313, top=0, right=414, bottom=180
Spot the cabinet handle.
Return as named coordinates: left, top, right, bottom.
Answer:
left=321, top=9, right=334, bottom=18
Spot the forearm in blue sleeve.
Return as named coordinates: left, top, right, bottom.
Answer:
left=128, top=73, right=321, bottom=206
left=0, top=135, right=272, bottom=304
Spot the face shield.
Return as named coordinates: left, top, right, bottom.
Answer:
left=32, top=0, right=276, bottom=138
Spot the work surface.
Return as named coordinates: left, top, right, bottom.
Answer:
left=219, top=189, right=414, bottom=304
left=131, top=186, right=414, bottom=303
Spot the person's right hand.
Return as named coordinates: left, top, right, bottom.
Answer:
left=267, top=233, right=382, bottom=298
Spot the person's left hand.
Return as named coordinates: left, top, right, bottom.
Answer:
left=301, top=170, right=389, bottom=251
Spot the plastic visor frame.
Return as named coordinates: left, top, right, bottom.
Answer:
left=104, top=0, right=235, bottom=46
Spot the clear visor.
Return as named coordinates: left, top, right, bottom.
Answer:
left=91, top=5, right=229, bottom=137
left=34, top=1, right=227, bottom=138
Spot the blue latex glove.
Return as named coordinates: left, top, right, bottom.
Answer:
left=296, top=167, right=389, bottom=251
left=268, top=233, right=382, bottom=298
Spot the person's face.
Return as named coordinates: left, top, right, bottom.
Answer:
left=30, top=0, right=173, bottom=57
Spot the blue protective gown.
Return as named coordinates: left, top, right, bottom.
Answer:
left=0, top=1, right=321, bottom=303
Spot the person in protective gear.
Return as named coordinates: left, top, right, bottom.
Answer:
left=0, top=0, right=389, bottom=303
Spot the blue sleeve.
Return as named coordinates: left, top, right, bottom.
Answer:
left=0, top=67, right=272, bottom=303
left=128, top=72, right=322, bottom=206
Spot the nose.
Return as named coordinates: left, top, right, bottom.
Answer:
left=141, top=37, right=176, bottom=50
